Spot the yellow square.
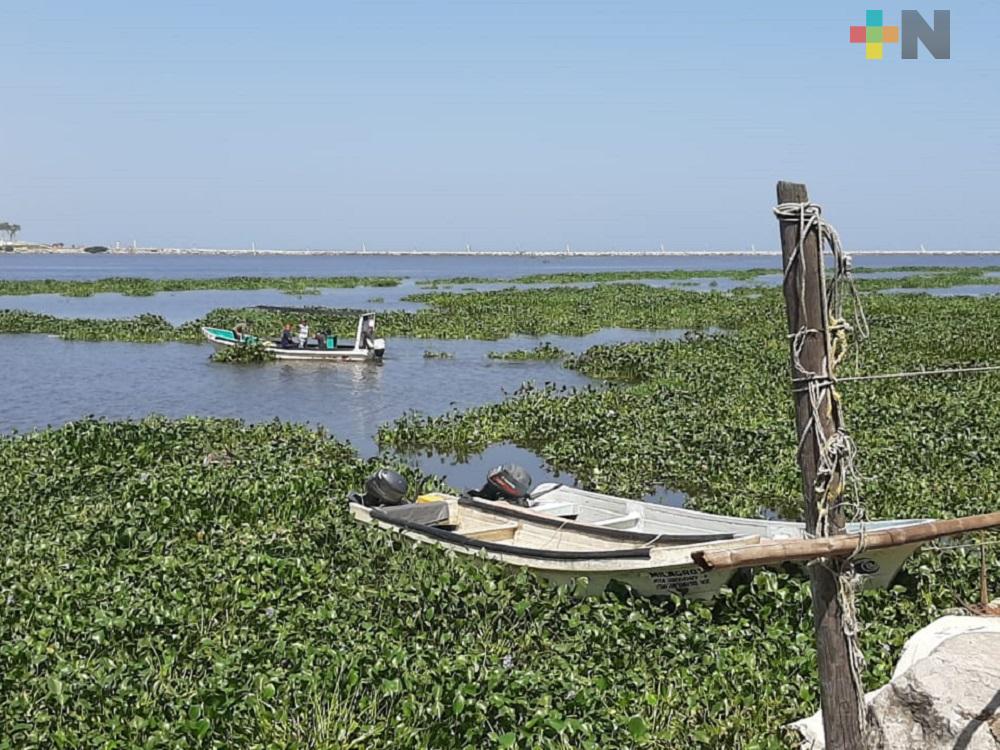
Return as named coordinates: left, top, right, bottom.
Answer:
left=866, top=41, right=883, bottom=60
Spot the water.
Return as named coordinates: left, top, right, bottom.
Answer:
left=0, top=282, right=429, bottom=324
left=5, top=250, right=998, bottom=495
left=885, top=285, right=1000, bottom=297
left=2, top=251, right=998, bottom=282
left=0, top=279, right=757, bottom=324
left=0, top=328, right=689, bottom=457
left=396, top=442, right=582, bottom=494
left=393, top=442, right=688, bottom=506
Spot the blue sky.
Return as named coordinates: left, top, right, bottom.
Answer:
left=1, top=1, right=997, bottom=250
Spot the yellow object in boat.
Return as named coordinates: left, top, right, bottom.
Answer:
left=416, top=492, right=451, bottom=504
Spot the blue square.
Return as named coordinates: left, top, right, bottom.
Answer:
left=867, top=9, right=883, bottom=27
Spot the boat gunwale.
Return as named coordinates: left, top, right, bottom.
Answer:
left=367, top=504, right=653, bottom=561
left=458, top=494, right=737, bottom=545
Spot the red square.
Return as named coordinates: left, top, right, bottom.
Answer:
left=850, top=25, right=867, bottom=43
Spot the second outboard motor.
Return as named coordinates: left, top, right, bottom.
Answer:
left=475, top=464, right=532, bottom=506
left=358, top=468, right=409, bottom=507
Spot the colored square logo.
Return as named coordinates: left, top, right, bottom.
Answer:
left=851, top=10, right=900, bottom=59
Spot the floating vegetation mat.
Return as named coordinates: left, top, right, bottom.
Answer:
left=209, top=342, right=276, bottom=363
left=3, top=269, right=1000, bottom=344
left=0, top=275, right=401, bottom=297
left=488, top=343, right=567, bottom=361
left=0, top=417, right=994, bottom=748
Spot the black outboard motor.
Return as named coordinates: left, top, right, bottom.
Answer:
left=354, top=468, right=409, bottom=507
left=474, top=464, right=532, bottom=506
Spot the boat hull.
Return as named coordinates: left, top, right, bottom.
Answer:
left=350, top=500, right=744, bottom=600
left=201, top=325, right=383, bottom=362
left=522, top=484, right=929, bottom=589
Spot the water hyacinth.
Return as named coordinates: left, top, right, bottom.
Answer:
left=209, top=341, right=277, bottom=363
left=0, top=417, right=992, bottom=748
left=0, top=275, right=401, bottom=297
left=487, top=343, right=567, bottom=361
left=1, top=271, right=999, bottom=747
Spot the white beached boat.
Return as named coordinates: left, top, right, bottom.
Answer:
left=202, top=312, right=385, bottom=362
left=349, top=493, right=754, bottom=599
left=513, top=483, right=931, bottom=590
left=350, top=468, right=1000, bottom=599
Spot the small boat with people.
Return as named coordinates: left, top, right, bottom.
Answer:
left=202, top=312, right=385, bottom=362
left=347, top=465, right=965, bottom=599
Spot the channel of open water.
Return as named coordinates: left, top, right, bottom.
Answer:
left=4, top=252, right=999, bottom=497
left=0, top=327, right=694, bottom=496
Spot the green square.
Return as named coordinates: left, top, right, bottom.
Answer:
left=867, top=25, right=883, bottom=42
left=867, top=9, right=883, bottom=26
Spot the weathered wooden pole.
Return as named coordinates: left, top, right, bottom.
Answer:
left=776, top=181, right=867, bottom=749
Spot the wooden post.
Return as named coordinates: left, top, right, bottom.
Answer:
left=776, top=181, right=867, bottom=749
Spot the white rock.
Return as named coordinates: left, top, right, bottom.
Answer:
left=891, top=615, right=1000, bottom=679
left=792, top=616, right=1000, bottom=749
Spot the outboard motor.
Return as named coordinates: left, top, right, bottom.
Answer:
left=355, top=468, right=409, bottom=507
left=474, top=464, right=532, bottom=506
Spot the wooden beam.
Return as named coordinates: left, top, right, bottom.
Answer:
left=777, top=181, right=867, bottom=750
left=692, top=511, right=1000, bottom=570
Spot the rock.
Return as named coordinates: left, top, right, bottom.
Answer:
left=870, top=633, right=1000, bottom=749
left=792, top=616, right=1000, bottom=749
left=890, top=615, right=1000, bottom=679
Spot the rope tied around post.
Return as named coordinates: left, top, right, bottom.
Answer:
left=774, top=200, right=870, bottom=542
left=774, top=196, right=872, bottom=745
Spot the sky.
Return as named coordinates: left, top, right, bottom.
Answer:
left=1, top=1, right=998, bottom=251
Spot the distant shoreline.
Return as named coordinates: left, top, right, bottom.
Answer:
left=5, top=245, right=1000, bottom=257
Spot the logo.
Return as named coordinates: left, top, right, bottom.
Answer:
left=850, top=9, right=951, bottom=59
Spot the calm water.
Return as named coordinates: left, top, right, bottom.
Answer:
left=2, top=251, right=998, bottom=281
left=5, top=251, right=998, bottom=493
left=0, top=278, right=756, bottom=324
left=0, top=328, right=688, bottom=459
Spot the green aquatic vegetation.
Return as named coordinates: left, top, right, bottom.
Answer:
left=381, top=284, right=757, bottom=340
left=488, top=343, right=568, bottom=361
left=417, top=269, right=774, bottom=287
left=0, top=275, right=401, bottom=297
left=5, top=269, right=1000, bottom=346
left=853, top=266, right=1000, bottom=292
left=414, top=265, right=1000, bottom=292
left=0, top=309, right=179, bottom=342
left=209, top=341, right=276, bottom=363
left=0, top=417, right=992, bottom=748
left=379, top=291, right=1000, bottom=525
left=423, top=350, right=454, bottom=359
left=0, top=284, right=754, bottom=342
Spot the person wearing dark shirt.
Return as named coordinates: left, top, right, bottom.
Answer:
left=279, top=324, right=294, bottom=349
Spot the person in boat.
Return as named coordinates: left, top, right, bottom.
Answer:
left=315, top=331, right=326, bottom=350
left=279, top=323, right=294, bottom=349
left=233, top=323, right=245, bottom=342
left=297, top=319, right=309, bottom=348
left=360, top=317, right=375, bottom=349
